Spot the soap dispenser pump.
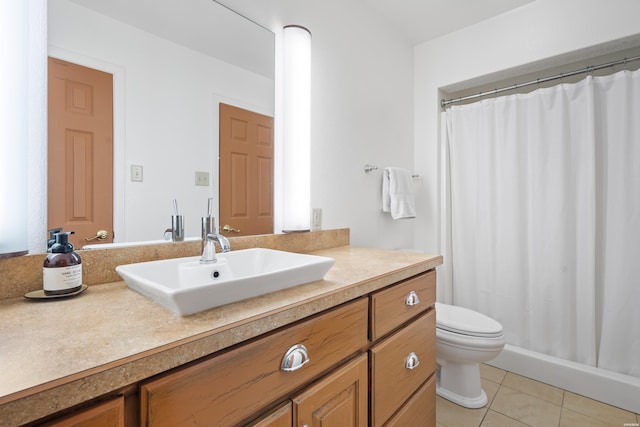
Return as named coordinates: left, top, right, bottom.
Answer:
left=47, top=227, right=63, bottom=252
left=43, top=231, right=83, bottom=295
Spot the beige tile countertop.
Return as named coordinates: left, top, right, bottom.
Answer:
left=0, top=237, right=442, bottom=425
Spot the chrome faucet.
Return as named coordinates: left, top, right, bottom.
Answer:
left=200, top=232, right=231, bottom=264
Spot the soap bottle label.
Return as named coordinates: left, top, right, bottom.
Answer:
left=43, top=265, right=83, bottom=292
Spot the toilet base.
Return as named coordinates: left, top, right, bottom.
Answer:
left=436, top=362, right=488, bottom=409
left=437, top=383, right=487, bottom=409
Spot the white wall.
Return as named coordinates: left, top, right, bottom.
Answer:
left=414, top=0, right=640, bottom=254
left=1, top=1, right=46, bottom=255
left=47, top=0, right=274, bottom=244
left=223, top=0, right=417, bottom=249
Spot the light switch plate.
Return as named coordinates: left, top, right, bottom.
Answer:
left=131, top=165, right=143, bottom=182
left=195, top=171, right=209, bottom=186
left=311, top=208, right=322, bottom=231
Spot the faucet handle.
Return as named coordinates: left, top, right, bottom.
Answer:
left=222, top=224, right=241, bottom=233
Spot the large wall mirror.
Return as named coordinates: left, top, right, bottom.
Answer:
left=46, top=0, right=275, bottom=250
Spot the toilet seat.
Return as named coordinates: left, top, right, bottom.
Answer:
left=436, top=303, right=503, bottom=338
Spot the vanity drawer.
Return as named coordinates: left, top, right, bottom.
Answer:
left=140, top=298, right=368, bottom=427
left=370, top=270, right=435, bottom=340
left=370, top=309, right=436, bottom=427
left=44, top=396, right=125, bottom=427
left=384, top=376, right=436, bottom=427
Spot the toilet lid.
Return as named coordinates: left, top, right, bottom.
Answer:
left=436, top=303, right=503, bottom=338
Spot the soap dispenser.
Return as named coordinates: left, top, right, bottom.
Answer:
left=43, top=231, right=83, bottom=295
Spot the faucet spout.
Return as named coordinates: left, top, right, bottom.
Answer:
left=200, top=233, right=231, bottom=264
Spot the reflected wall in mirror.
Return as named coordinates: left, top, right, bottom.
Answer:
left=46, top=0, right=275, bottom=250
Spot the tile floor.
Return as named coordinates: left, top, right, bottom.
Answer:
left=436, top=364, right=640, bottom=427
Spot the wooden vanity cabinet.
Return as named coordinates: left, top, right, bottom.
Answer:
left=33, top=269, right=437, bottom=427
left=369, top=270, right=437, bottom=427
left=139, top=270, right=436, bottom=427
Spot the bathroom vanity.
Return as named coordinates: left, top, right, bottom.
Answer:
left=0, top=230, right=442, bottom=426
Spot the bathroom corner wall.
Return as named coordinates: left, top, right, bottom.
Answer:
left=0, top=228, right=349, bottom=300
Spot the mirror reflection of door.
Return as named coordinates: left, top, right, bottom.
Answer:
left=48, top=58, right=114, bottom=249
left=219, top=103, right=274, bottom=236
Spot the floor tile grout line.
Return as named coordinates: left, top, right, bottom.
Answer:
left=483, top=385, right=535, bottom=427
left=488, top=365, right=639, bottom=425
left=443, top=365, right=639, bottom=427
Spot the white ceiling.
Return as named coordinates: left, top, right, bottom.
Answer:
left=67, top=0, right=537, bottom=76
left=218, top=0, right=536, bottom=45
left=361, top=0, right=535, bottom=44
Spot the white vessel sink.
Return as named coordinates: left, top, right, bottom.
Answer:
left=115, top=248, right=335, bottom=316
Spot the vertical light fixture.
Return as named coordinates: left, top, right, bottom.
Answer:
left=0, top=2, right=30, bottom=258
left=282, top=25, right=311, bottom=233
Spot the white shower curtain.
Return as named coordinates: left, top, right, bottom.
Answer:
left=440, top=69, right=640, bottom=377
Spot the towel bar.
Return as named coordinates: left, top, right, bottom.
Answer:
left=364, top=164, right=419, bottom=178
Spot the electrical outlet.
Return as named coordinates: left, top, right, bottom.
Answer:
left=131, top=165, right=143, bottom=182
left=311, top=208, right=322, bottom=231
left=195, top=171, right=209, bottom=186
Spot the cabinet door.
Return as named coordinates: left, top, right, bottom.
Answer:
left=292, top=353, right=368, bottom=427
left=44, top=396, right=124, bottom=427
left=385, top=377, right=436, bottom=427
left=247, top=402, right=292, bottom=427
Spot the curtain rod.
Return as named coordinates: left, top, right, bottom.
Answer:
left=441, top=54, right=640, bottom=109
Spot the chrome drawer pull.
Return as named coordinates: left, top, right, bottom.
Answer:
left=405, top=290, right=420, bottom=306
left=281, top=344, right=310, bottom=372
left=405, top=352, right=420, bottom=370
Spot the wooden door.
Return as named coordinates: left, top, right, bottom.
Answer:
left=292, top=353, right=368, bottom=427
left=219, top=103, right=273, bottom=236
left=48, top=58, right=113, bottom=248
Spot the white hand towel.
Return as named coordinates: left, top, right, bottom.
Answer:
left=382, top=167, right=416, bottom=219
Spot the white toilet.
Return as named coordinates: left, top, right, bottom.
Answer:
left=435, top=302, right=506, bottom=408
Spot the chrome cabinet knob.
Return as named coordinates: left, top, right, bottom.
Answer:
left=405, top=290, right=420, bottom=306
left=405, top=352, right=420, bottom=370
left=281, top=344, right=310, bottom=372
